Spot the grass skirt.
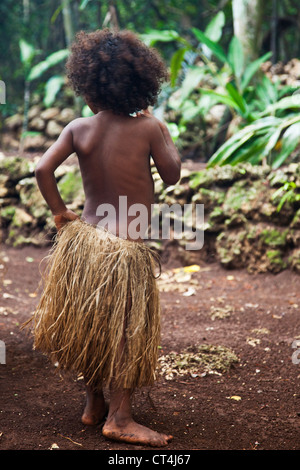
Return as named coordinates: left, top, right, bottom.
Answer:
left=28, top=219, right=161, bottom=391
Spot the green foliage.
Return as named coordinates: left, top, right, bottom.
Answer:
left=207, top=115, right=300, bottom=168
left=28, top=49, right=69, bottom=82
left=43, top=75, right=66, bottom=107
left=272, top=181, right=300, bottom=212
left=142, top=12, right=299, bottom=168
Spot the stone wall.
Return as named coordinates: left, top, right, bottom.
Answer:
left=1, top=154, right=300, bottom=274
left=2, top=106, right=76, bottom=152
left=0, top=155, right=84, bottom=247
left=160, top=163, right=300, bottom=273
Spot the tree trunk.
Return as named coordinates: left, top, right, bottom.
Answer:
left=232, top=0, right=263, bottom=64
left=270, top=0, right=278, bottom=63
left=61, top=0, right=74, bottom=47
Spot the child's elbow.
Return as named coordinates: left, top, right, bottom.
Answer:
left=163, top=167, right=181, bottom=185
left=34, top=162, right=51, bottom=182
left=34, top=164, right=44, bottom=179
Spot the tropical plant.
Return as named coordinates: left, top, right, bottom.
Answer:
left=141, top=14, right=300, bottom=168
left=19, top=39, right=70, bottom=151
left=207, top=112, right=300, bottom=168
left=27, top=48, right=69, bottom=107
left=272, top=180, right=300, bottom=212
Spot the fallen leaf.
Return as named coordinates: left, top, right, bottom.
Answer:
left=228, top=396, right=242, bottom=401
left=182, top=287, right=196, bottom=297
left=49, top=443, right=59, bottom=450
left=247, top=337, right=261, bottom=347
left=3, top=293, right=15, bottom=299
left=183, top=265, right=201, bottom=273
left=210, top=305, right=233, bottom=320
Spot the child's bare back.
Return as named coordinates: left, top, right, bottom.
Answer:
left=36, top=108, right=180, bottom=238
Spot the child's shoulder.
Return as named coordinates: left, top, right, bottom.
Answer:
left=135, top=114, right=163, bottom=133
left=64, top=115, right=96, bottom=134
left=65, top=112, right=162, bottom=138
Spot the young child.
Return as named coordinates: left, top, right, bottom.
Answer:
left=30, top=28, right=181, bottom=447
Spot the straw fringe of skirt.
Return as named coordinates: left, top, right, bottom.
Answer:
left=25, top=219, right=161, bottom=391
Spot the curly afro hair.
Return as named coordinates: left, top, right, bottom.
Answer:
left=66, top=28, right=169, bottom=115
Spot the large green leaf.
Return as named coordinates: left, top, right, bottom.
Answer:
left=207, top=129, right=255, bottom=166
left=79, top=0, right=91, bottom=9
left=199, top=88, right=240, bottom=111
left=261, top=94, right=300, bottom=116
left=180, top=66, right=205, bottom=101
left=272, top=121, right=300, bottom=169
left=191, top=28, right=228, bottom=64
left=225, top=82, right=248, bottom=116
left=139, top=30, right=182, bottom=47
left=255, top=75, right=278, bottom=108
left=207, top=116, right=281, bottom=167
left=228, top=36, right=244, bottom=82
left=179, top=99, right=204, bottom=122
left=240, top=52, right=272, bottom=92
left=28, top=49, right=69, bottom=81
left=19, top=39, right=36, bottom=66
left=43, top=75, right=65, bottom=107
left=223, top=133, right=272, bottom=165
left=170, top=48, right=188, bottom=87
left=204, top=11, right=225, bottom=42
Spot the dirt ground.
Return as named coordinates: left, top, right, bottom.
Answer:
left=1, top=242, right=300, bottom=453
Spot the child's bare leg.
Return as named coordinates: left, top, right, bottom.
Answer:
left=102, top=293, right=172, bottom=446
left=81, top=382, right=107, bottom=425
left=102, top=384, right=173, bottom=447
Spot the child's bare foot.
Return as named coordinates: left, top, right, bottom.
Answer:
left=81, top=385, right=107, bottom=425
left=102, top=417, right=173, bottom=447
left=82, top=402, right=107, bottom=425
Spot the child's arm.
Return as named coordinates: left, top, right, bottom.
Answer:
left=34, top=122, right=79, bottom=229
left=145, top=111, right=181, bottom=185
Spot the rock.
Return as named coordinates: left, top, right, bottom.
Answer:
left=23, top=134, right=46, bottom=150
left=0, top=156, right=33, bottom=182
left=206, top=207, right=227, bottom=233
left=290, top=208, right=300, bottom=229
left=57, top=169, right=84, bottom=205
left=287, top=229, right=300, bottom=247
left=57, top=108, right=76, bottom=125
left=11, top=207, right=33, bottom=227
left=260, top=227, right=288, bottom=249
left=45, top=120, right=64, bottom=138
left=17, top=177, right=50, bottom=220
left=40, top=107, right=60, bottom=120
left=0, top=174, right=10, bottom=198
left=29, top=117, right=46, bottom=131
left=215, top=223, right=289, bottom=273
left=4, top=114, right=23, bottom=131
left=1, top=134, right=20, bottom=150
left=28, top=105, right=42, bottom=121
left=289, top=249, right=300, bottom=273
left=216, top=229, right=247, bottom=269
left=265, top=249, right=287, bottom=273
left=0, top=206, right=16, bottom=228
left=191, top=187, right=225, bottom=211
